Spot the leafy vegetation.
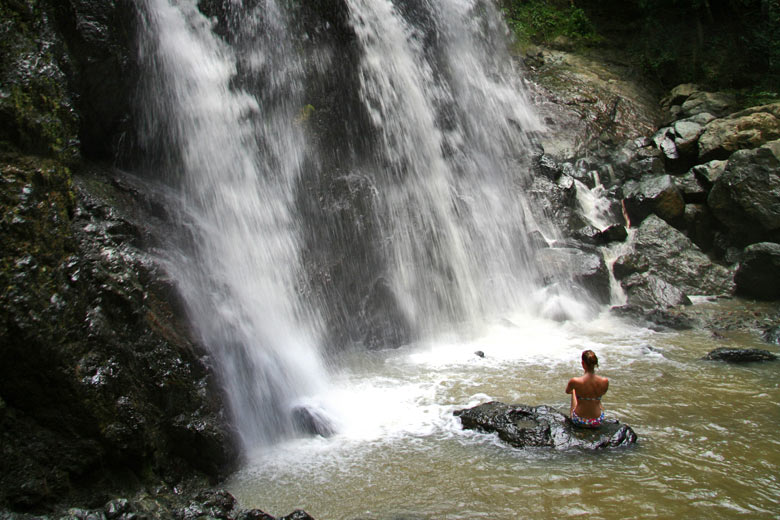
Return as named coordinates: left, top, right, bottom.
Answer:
left=501, top=0, right=600, bottom=47
left=501, top=0, right=780, bottom=95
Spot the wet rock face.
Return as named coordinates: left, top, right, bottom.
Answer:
left=0, top=0, right=80, bottom=162
left=52, top=0, right=140, bottom=161
left=0, top=157, right=236, bottom=510
left=455, top=401, right=637, bottom=450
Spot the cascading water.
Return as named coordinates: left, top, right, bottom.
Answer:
left=346, top=0, right=564, bottom=335
left=136, top=0, right=327, bottom=449
left=133, top=0, right=576, bottom=451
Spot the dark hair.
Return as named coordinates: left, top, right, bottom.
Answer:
left=582, top=350, right=598, bottom=371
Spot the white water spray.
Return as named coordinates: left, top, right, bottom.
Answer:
left=346, top=0, right=562, bottom=336
left=137, top=0, right=327, bottom=449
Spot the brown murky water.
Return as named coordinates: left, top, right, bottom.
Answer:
left=228, top=300, right=780, bottom=519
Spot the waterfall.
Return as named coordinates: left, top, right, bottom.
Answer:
left=136, top=0, right=327, bottom=450
left=133, top=0, right=570, bottom=450
left=346, top=0, right=556, bottom=334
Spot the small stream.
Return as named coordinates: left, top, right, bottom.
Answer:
left=228, top=302, right=780, bottom=519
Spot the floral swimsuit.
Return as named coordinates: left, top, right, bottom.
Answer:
left=570, top=410, right=605, bottom=428
left=571, top=394, right=604, bottom=428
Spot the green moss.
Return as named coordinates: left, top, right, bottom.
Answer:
left=0, top=0, right=79, bottom=163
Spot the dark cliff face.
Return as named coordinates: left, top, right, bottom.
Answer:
left=0, top=0, right=236, bottom=512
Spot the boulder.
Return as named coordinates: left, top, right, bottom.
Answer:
left=527, top=175, right=584, bottom=235
left=698, top=104, right=780, bottom=160
left=619, top=272, right=692, bottom=309
left=703, top=348, right=778, bottom=362
left=707, top=142, right=780, bottom=245
left=623, top=175, right=685, bottom=227
left=609, top=304, right=696, bottom=330
left=599, top=224, right=628, bottom=243
left=674, top=171, right=707, bottom=203
left=691, top=159, right=728, bottom=190
left=572, top=224, right=603, bottom=245
left=652, top=127, right=679, bottom=161
left=734, top=242, right=780, bottom=299
left=672, top=119, right=706, bottom=157
left=680, top=91, right=736, bottom=119
left=454, top=402, right=637, bottom=450
left=662, top=83, right=700, bottom=108
left=536, top=247, right=611, bottom=304
left=614, top=215, right=734, bottom=298
left=46, top=487, right=315, bottom=520
left=291, top=406, right=335, bottom=437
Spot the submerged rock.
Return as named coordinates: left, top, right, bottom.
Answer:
left=703, top=348, right=778, bottom=362
left=454, top=402, right=637, bottom=450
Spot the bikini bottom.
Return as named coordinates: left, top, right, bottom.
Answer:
left=570, top=410, right=604, bottom=428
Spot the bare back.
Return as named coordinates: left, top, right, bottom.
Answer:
left=566, top=373, right=609, bottom=418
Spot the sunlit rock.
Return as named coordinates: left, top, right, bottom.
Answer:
left=699, top=104, right=780, bottom=160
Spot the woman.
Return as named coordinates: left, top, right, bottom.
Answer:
left=565, top=350, right=609, bottom=428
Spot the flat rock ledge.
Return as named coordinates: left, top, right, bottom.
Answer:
left=454, top=402, right=637, bottom=450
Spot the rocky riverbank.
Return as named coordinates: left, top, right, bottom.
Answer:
left=521, top=46, right=780, bottom=338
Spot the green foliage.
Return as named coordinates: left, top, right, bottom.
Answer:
left=586, top=0, right=780, bottom=91
left=502, top=0, right=600, bottom=47
left=502, top=0, right=780, bottom=93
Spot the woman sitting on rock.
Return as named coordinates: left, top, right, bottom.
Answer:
left=566, top=350, right=609, bottom=428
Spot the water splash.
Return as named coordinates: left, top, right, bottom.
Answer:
left=137, top=0, right=327, bottom=449
left=346, top=0, right=560, bottom=336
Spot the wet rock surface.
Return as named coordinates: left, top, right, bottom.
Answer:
left=0, top=484, right=316, bottom=520
left=455, top=402, right=637, bottom=450
left=1, top=158, right=236, bottom=511
left=703, top=348, right=778, bottom=363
